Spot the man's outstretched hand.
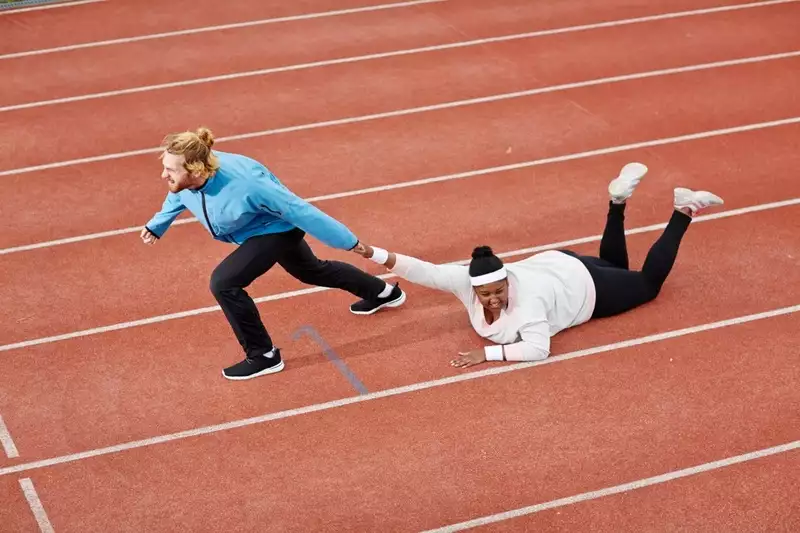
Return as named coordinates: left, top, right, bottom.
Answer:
left=351, top=242, right=372, bottom=258
left=140, top=227, right=158, bottom=245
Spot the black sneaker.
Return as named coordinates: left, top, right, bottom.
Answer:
left=222, top=348, right=285, bottom=380
left=350, top=283, right=406, bottom=315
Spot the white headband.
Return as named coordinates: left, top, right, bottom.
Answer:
left=470, top=266, right=507, bottom=286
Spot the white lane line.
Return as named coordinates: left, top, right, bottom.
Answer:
left=0, top=414, right=20, bottom=458
left=0, top=303, right=797, bottom=478
left=1, top=116, right=799, bottom=256
left=0, top=0, right=443, bottom=59
left=0, top=196, right=797, bottom=353
left=421, top=440, right=800, bottom=532
left=18, top=478, right=55, bottom=533
left=2, top=0, right=797, bottom=111
left=0, top=0, right=102, bottom=15
left=2, top=49, right=799, bottom=176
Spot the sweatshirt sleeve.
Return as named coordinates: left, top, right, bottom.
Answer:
left=484, top=315, right=551, bottom=362
left=248, top=171, right=358, bottom=251
left=144, top=193, right=186, bottom=238
left=390, top=253, right=472, bottom=298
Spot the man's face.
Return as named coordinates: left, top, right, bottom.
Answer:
left=161, top=152, right=192, bottom=193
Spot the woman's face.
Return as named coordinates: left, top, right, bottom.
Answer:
left=474, top=279, right=509, bottom=311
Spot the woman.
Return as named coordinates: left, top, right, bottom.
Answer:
left=140, top=127, right=406, bottom=380
left=352, top=162, right=723, bottom=368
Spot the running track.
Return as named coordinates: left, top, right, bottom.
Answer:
left=0, top=0, right=798, bottom=531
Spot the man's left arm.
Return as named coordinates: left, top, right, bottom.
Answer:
left=249, top=174, right=359, bottom=251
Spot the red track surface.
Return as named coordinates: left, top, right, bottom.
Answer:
left=474, top=450, right=800, bottom=532
left=6, top=1, right=800, bottom=159
left=1, top=0, right=798, bottom=531
left=4, top=59, right=800, bottom=246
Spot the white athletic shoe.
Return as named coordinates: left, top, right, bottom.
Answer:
left=673, top=187, right=724, bottom=215
left=608, top=162, right=648, bottom=203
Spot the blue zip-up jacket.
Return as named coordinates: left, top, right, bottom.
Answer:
left=144, top=151, right=358, bottom=249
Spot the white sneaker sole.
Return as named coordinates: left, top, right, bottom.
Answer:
left=608, top=163, right=648, bottom=198
left=674, top=187, right=724, bottom=214
left=350, top=290, right=407, bottom=316
left=222, top=359, right=285, bottom=380
left=609, top=162, right=648, bottom=201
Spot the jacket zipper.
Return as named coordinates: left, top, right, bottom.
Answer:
left=200, top=192, right=218, bottom=239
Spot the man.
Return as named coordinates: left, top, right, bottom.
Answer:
left=140, top=127, right=405, bottom=380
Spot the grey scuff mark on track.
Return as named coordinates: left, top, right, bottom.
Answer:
left=293, top=325, right=369, bottom=394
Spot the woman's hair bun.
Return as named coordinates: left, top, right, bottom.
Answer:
left=471, top=245, right=495, bottom=259
left=195, top=127, right=215, bottom=148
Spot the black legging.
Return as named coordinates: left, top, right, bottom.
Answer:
left=560, top=202, right=692, bottom=319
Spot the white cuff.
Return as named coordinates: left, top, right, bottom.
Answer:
left=484, top=345, right=504, bottom=361
left=370, top=247, right=389, bottom=264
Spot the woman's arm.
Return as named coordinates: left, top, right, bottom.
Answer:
left=489, top=340, right=549, bottom=362
left=353, top=243, right=471, bottom=297
left=450, top=319, right=550, bottom=368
